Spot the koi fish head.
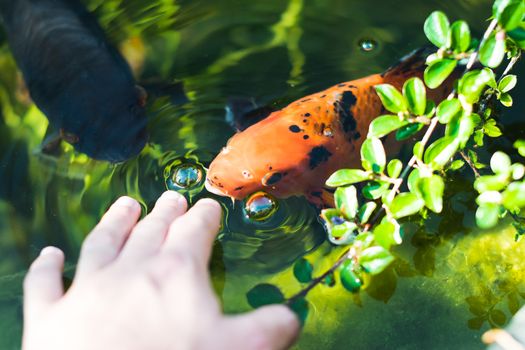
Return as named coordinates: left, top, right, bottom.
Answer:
left=206, top=110, right=354, bottom=200
left=61, top=85, right=148, bottom=163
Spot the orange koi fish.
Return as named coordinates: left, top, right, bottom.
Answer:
left=206, top=48, right=454, bottom=207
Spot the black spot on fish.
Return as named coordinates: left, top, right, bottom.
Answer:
left=234, top=186, right=244, bottom=191
left=262, top=172, right=283, bottom=186
left=304, top=113, right=311, bottom=117
left=303, top=119, right=307, bottom=123
left=336, top=91, right=358, bottom=133
left=301, top=98, right=312, bottom=103
left=320, top=94, right=326, bottom=98
left=269, top=166, right=273, bottom=170
left=347, top=85, right=357, bottom=89
left=308, top=146, right=332, bottom=169
left=303, top=135, right=309, bottom=140
left=289, top=125, right=301, bottom=133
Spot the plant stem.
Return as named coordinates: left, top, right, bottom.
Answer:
left=460, top=151, right=480, bottom=177
left=286, top=249, right=352, bottom=304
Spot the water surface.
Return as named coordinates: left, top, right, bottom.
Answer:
left=0, top=0, right=524, bottom=349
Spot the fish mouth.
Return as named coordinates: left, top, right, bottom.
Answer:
left=205, top=178, right=229, bottom=197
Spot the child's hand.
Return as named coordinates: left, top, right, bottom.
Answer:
left=22, top=191, right=299, bottom=350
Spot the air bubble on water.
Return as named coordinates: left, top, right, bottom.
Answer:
left=166, top=163, right=203, bottom=190
left=358, top=38, right=377, bottom=52
left=244, top=191, right=278, bottom=221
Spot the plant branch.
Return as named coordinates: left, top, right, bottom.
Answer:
left=287, top=17, right=515, bottom=302
left=460, top=151, right=480, bottom=177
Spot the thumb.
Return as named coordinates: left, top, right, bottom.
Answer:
left=221, top=305, right=300, bottom=350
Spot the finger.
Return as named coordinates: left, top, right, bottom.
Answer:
left=75, top=196, right=141, bottom=279
left=24, top=247, right=65, bottom=322
left=162, top=198, right=222, bottom=268
left=221, top=305, right=300, bottom=350
left=118, top=191, right=187, bottom=263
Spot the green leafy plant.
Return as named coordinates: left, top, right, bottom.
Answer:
left=246, top=0, right=525, bottom=323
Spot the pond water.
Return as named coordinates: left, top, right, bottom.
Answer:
left=0, top=0, right=524, bottom=348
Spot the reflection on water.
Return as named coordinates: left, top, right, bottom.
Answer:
left=0, top=0, right=524, bottom=348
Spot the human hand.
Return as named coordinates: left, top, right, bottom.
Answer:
left=22, top=191, right=299, bottom=350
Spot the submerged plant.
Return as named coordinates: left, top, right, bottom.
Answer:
left=246, top=0, right=525, bottom=323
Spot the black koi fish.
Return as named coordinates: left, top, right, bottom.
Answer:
left=0, top=0, right=148, bottom=162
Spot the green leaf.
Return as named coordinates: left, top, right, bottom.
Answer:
left=493, top=0, right=517, bottom=17
left=358, top=202, right=377, bottom=224
left=459, top=68, right=496, bottom=104
left=449, top=20, right=471, bottom=53
left=369, top=115, right=409, bottom=138
left=498, top=0, right=525, bottom=31
left=326, top=169, right=371, bottom=187
left=288, top=298, right=309, bottom=325
left=417, top=175, right=445, bottom=213
left=479, top=33, right=506, bottom=68
left=490, top=309, right=507, bottom=327
left=484, top=119, right=502, bottom=137
left=424, top=99, right=436, bottom=117
left=424, top=59, right=457, bottom=89
left=476, top=191, right=503, bottom=205
left=361, top=137, right=386, bottom=173
left=490, top=151, right=511, bottom=174
left=374, top=221, right=402, bottom=249
left=436, top=98, right=462, bottom=124
left=320, top=208, right=341, bottom=227
left=247, top=284, right=284, bottom=308
left=424, top=11, right=451, bottom=48
left=335, top=186, right=359, bottom=219
left=360, top=246, right=395, bottom=275
left=445, top=112, right=475, bottom=148
left=363, top=181, right=390, bottom=200
left=387, top=159, right=403, bottom=179
left=502, top=181, right=525, bottom=210
left=500, top=93, right=513, bottom=107
left=340, top=260, right=363, bottom=293
left=413, top=142, right=424, bottom=159
left=396, top=123, right=424, bottom=141
left=389, top=192, right=425, bottom=219
left=424, top=136, right=460, bottom=170
left=514, top=139, right=525, bottom=157
left=355, top=231, right=374, bottom=248
left=293, top=258, right=313, bottom=283
left=468, top=317, right=486, bottom=330
left=474, top=174, right=509, bottom=192
left=403, top=78, right=427, bottom=115
left=511, top=163, right=525, bottom=180
left=449, top=159, right=465, bottom=171
left=330, top=221, right=358, bottom=241
left=476, top=204, right=500, bottom=229
left=408, top=168, right=421, bottom=195
left=508, top=27, right=525, bottom=49
left=498, top=75, right=517, bottom=93
left=375, top=84, right=407, bottom=113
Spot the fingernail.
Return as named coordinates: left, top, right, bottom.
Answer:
left=114, top=196, right=139, bottom=208
left=161, top=190, right=184, bottom=202
left=197, top=198, right=220, bottom=208
left=40, top=246, right=63, bottom=257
